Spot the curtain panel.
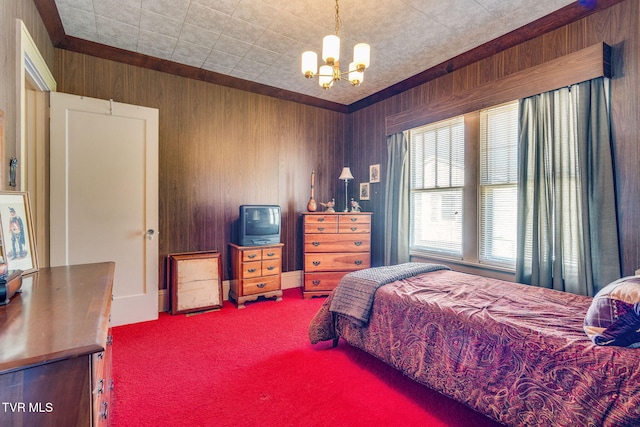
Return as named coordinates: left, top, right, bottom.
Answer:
left=384, top=132, right=410, bottom=265
left=516, top=77, right=620, bottom=296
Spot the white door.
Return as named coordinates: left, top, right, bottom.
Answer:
left=49, top=92, right=159, bottom=326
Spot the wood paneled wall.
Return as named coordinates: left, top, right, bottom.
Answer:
left=54, top=52, right=347, bottom=285
left=349, top=0, right=640, bottom=276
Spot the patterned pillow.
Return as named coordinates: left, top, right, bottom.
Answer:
left=584, top=276, right=640, bottom=347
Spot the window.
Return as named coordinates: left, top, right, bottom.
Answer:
left=409, top=101, right=519, bottom=269
left=409, top=117, right=465, bottom=257
left=479, top=101, right=519, bottom=267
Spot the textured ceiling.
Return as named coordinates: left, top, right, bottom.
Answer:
left=52, top=0, right=577, bottom=105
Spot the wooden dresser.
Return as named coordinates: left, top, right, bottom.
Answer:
left=302, top=212, right=372, bottom=298
left=229, top=243, right=283, bottom=308
left=0, top=263, right=115, bottom=427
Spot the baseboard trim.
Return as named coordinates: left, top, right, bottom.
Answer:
left=158, top=270, right=303, bottom=312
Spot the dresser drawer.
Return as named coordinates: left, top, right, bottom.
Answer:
left=304, top=253, right=371, bottom=272
left=339, top=214, right=371, bottom=225
left=241, top=261, right=262, bottom=278
left=262, top=259, right=281, bottom=276
left=242, top=248, right=263, bottom=262
left=304, top=222, right=338, bottom=234
left=338, top=222, right=371, bottom=234
left=304, top=233, right=370, bottom=253
left=304, top=214, right=339, bottom=225
left=262, top=247, right=281, bottom=260
left=304, top=272, right=347, bottom=291
left=242, top=275, right=280, bottom=295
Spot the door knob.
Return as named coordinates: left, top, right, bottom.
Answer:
left=145, top=229, right=158, bottom=240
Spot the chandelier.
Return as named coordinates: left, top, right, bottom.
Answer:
left=301, top=0, right=370, bottom=90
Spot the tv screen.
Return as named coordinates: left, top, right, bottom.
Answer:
left=238, top=205, right=281, bottom=246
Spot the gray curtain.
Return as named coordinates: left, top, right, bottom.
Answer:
left=516, top=77, right=620, bottom=296
left=384, top=132, right=410, bottom=265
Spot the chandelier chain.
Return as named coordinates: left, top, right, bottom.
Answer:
left=334, top=0, right=341, bottom=36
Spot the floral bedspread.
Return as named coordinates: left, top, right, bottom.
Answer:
left=309, top=269, right=640, bottom=427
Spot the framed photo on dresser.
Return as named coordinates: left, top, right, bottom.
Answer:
left=0, top=192, right=38, bottom=274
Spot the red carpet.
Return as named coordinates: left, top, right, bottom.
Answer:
left=111, top=288, right=503, bottom=427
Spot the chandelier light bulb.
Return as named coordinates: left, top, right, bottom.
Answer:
left=348, top=62, right=363, bottom=86
left=353, top=43, right=370, bottom=71
left=322, top=35, right=340, bottom=65
left=302, top=51, right=318, bottom=77
left=318, top=65, right=334, bottom=89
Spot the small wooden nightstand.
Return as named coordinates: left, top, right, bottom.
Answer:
left=229, top=243, right=284, bottom=308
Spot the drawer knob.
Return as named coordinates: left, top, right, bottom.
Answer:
left=312, top=280, right=321, bottom=285
left=317, top=227, right=325, bottom=231
left=248, top=268, right=257, bottom=273
left=350, top=217, right=358, bottom=222
left=97, top=378, right=105, bottom=394
left=312, top=241, right=320, bottom=247
left=248, top=254, right=257, bottom=259
left=354, top=241, right=363, bottom=246
left=355, top=260, right=363, bottom=265
left=256, top=283, right=267, bottom=288
left=267, top=266, right=275, bottom=271
left=266, top=252, right=275, bottom=257
left=351, top=227, right=358, bottom=231
left=313, top=261, right=321, bottom=266
left=318, top=217, right=325, bottom=222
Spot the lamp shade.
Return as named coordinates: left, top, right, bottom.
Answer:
left=353, top=43, right=370, bottom=70
left=339, top=167, right=354, bottom=181
left=322, top=35, right=340, bottom=65
left=348, top=62, right=363, bottom=86
left=301, top=51, right=318, bottom=77
left=318, top=65, right=334, bottom=89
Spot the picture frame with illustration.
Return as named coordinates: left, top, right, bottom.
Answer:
left=369, top=164, right=380, bottom=183
left=0, top=192, right=38, bottom=274
left=359, top=182, right=370, bottom=200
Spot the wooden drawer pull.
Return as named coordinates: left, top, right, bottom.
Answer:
left=354, top=241, right=363, bottom=246
left=248, top=254, right=257, bottom=259
left=312, top=241, right=321, bottom=246
left=313, top=261, right=321, bottom=266
left=248, top=268, right=257, bottom=273
left=355, top=260, right=363, bottom=265
left=256, top=283, right=267, bottom=288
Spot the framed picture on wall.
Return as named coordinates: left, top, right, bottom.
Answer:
left=369, top=164, right=380, bottom=183
left=360, top=183, right=370, bottom=200
left=0, top=192, right=38, bottom=274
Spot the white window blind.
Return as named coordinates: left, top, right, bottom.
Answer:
left=479, top=101, right=519, bottom=267
left=410, top=117, right=464, bottom=257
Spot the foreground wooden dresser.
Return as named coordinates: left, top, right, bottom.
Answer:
left=302, top=212, right=372, bottom=298
left=0, top=263, right=115, bottom=427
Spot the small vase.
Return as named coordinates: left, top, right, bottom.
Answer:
left=307, top=170, right=317, bottom=212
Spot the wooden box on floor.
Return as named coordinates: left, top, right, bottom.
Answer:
left=168, top=251, right=223, bottom=315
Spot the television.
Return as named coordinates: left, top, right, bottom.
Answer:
left=238, top=205, right=281, bottom=246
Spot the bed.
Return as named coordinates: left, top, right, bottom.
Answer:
left=309, top=263, right=640, bottom=427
